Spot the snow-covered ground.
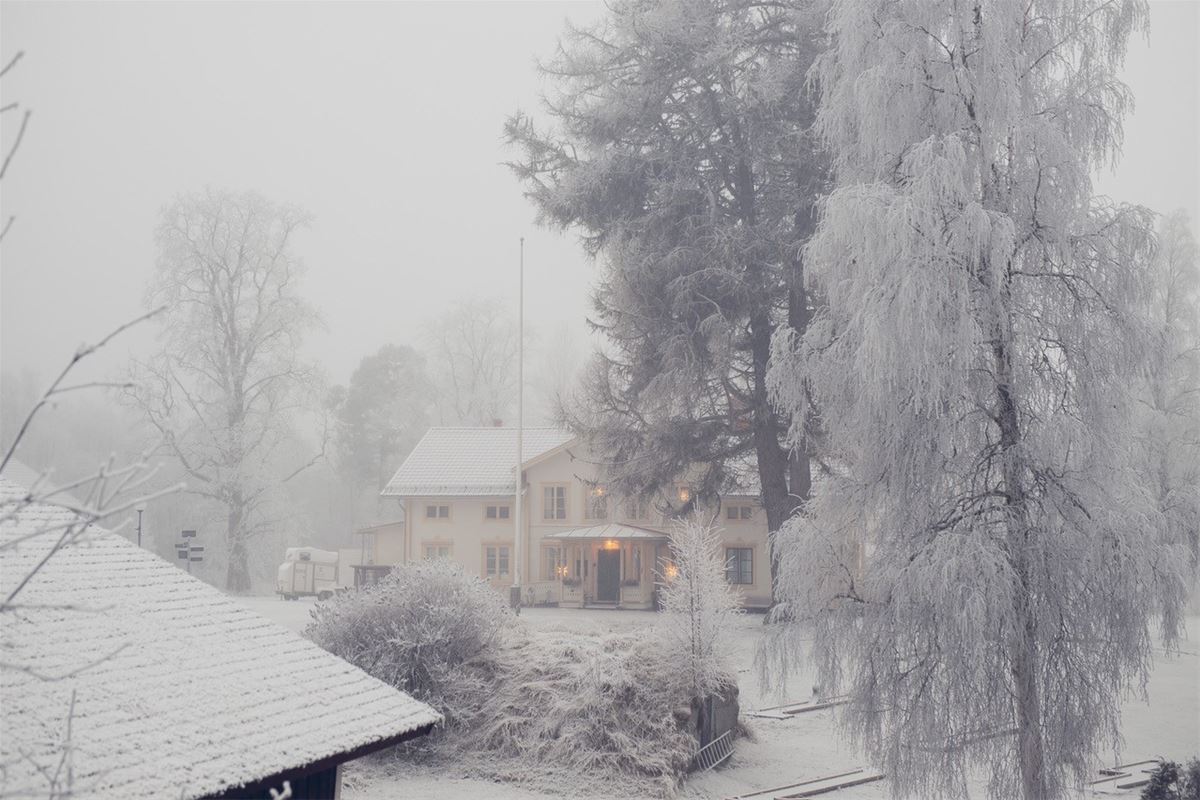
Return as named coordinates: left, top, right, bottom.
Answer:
left=234, top=596, right=1199, bottom=799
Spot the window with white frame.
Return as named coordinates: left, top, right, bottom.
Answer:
left=584, top=485, right=608, bottom=520
left=485, top=504, right=511, bottom=521
left=543, top=485, right=567, bottom=521
left=624, top=496, right=649, bottom=521
left=485, top=545, right=511, bottom=578
left=424, top=543, right=451, bottom=559
left=725, top=504, right=754, bottom=521
left=724, top=547, right=753, bottom=585
left=425, top=504, right=450, bottom=520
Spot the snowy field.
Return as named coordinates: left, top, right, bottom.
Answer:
left=235, top=596, right=1199, bottom=799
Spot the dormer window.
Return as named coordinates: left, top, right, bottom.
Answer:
left=584, top=485, right=608, bottom=520
left=725, top=504, right=754, bottom=521
left=624, top=496, right=649, bottom=521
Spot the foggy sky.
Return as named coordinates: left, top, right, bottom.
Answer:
left=1, top=0, right=1197, bottom=389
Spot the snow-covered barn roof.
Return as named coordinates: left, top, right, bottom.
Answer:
left=382, top=426, right=576, bottom=497
left=0, top=477, right=440, bottom=800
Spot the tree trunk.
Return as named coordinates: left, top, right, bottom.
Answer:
left=995, top=322, right=1048, bottom=800
left=225, top=492, right=252, bottom=592
left=785, top=203, right=815, bottom=523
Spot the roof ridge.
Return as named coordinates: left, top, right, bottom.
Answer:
left=425, top=425, right=572, bottom=431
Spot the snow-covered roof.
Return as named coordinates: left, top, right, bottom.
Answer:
left=0, top=458, right=86, bottom=506
left=382, top=427, right=576, bottom=497
left=0, top=478, right=440, bottom=800
left=543, top=522, right=669, bottom=541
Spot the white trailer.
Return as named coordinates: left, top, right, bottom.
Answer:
left=276, top=547, right=339, bottom=601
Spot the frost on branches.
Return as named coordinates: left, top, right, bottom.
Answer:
left=307, top=558, right=707, bottom=797
left=306, top=559, right=513, bottom=718
left=765, top=2, right=1191, bottom=799
left=657, top=517, right=744, bottom=701
left=1138, top=212, right=1200, bottom=567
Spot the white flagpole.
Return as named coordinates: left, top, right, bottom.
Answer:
left=513, top=236, right=524, bottom=611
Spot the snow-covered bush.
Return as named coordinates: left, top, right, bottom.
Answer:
left=656, top=518, right=743, bottom=700
left=305, top=559, right=512, bottom=714
left=445, top=629, right=697, bottom=796
left=309, top=553, right=727, bottom=796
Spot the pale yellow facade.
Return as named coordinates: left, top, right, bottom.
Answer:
left=373, top=439, right=773, bottom=609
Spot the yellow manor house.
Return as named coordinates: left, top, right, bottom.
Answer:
left=357, top=427, right=772, bottom=610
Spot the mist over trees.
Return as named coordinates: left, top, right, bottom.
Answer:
left=1140, top=211, right=1200, bottom=564
left=506, top=0, right=828, bottom=577
left=126, top=189, right=325, bottom=592
left=764, top=2, right=1191, bottom=798
left=331, top=343, right=431, bottom=522
left=3, top=5, right=1195, bottom=797
left=425, top=297, right=520, bottom=426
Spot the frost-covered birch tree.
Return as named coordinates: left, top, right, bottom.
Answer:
left=506, top=0, right=828, bottom=578
left=128, top=189, right=322, bottom=592
left=765, top=2, right=1190, bottom=798
left=1139, top=211, right=1200, bottom=564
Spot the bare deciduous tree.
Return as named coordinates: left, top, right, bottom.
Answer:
left=127, top=189, right=323, bottom=592
left=426, top=298, right=519, bottom=426
left=1, top=316, right=181, bottom=800
left=0, top=49, right=31, bottom=244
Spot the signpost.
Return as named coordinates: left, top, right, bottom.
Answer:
left=176, top=530, right=203, bottom=574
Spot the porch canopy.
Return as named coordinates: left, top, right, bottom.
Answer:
left=543, top=522, right=669, bottom=543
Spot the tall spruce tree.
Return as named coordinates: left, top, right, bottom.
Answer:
left=765, top=2, right=1190, bottom=798
left=506, top=0, right=827, bottom=584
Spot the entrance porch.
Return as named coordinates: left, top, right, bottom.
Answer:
left=543, top=523, right=668, bottom=610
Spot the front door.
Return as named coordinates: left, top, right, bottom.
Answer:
left=597, top=549, right=620, bottom=603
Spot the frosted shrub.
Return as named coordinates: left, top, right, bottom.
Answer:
left=447, top=629, right=697, bottom=796
left=309, top=558, right=715, bottom=796
left=305, top=559, right=512, bottom=714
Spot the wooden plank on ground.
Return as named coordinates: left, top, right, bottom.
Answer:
left=1116, top=776, right=1151, bottom=790
left=777, top=770, right=886, bottom=798
left=724, top=770, right=865, bottom=800
left=1100, top=758, right=1160, bottom=776
left=747, top=697, right=849, bottom=719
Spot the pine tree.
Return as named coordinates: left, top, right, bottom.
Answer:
left=765, top=2, right=1190, bottom=798
left=506, top=0, right=828, bottom=587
